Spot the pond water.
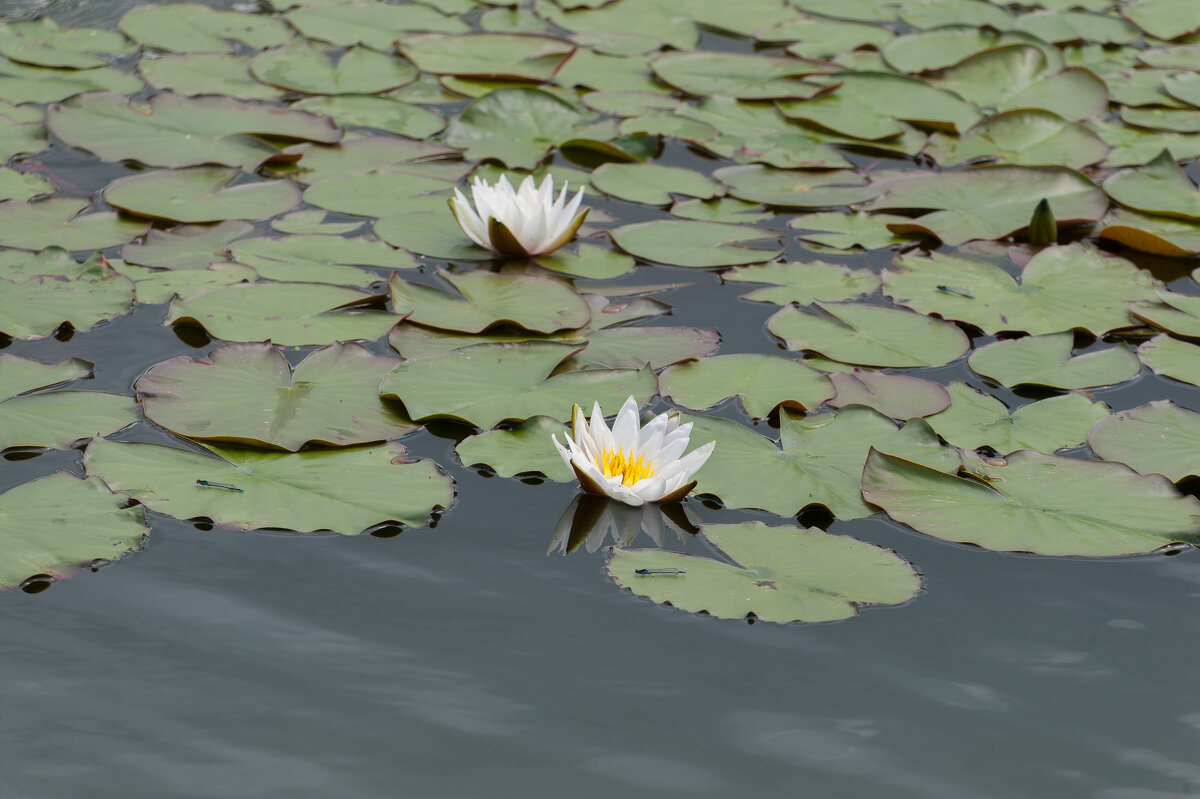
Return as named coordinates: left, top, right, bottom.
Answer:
left=3, top=0, right=1200, bottom=797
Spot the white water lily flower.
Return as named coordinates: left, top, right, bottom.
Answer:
left=552, top=396, right=716, bottom=507
left=449, top=174, right=588, bottom=257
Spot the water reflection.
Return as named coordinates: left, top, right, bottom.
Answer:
left=548, top=494, right=700, bottom=555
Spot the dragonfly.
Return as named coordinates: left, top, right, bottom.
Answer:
left=634, top=568, right=686, bottom=576
left=196, top=479, right=244, bottom=493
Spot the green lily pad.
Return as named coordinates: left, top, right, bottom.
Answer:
left=968, top=333, right=1141, bottom=389
left=390, top=269, right=591, bottom=334
left=0, top=111, right=46, bottom=162
left=827, top=369, right=951, bottom=419
left=590, top=163, right=720, bottom=205
left=455, top=415, right=573, bottom=481
left=301, top=172, right=457, bottom=224
left=552, top=49, right=665, bottom=94
left=561, top=326, right=719, bottom=370
left=119, top=3, right=294, bottom=52
left=1105, top=150, right=1200, bottom=221
left=138, top=53, right=284, bottom=101
left=375, top=211, right=493, bottom=261
left=882, top=27, right=1061, bottom=74
left=379, top=341, right=655, bottom=429
left=250, top=45, right=416, bottom=95
left=0, top=196, right=150, bottom=252
left=898, top=0, right=1013, bottom=29
left=270, top=210, right=363, bottom=236
left=1131, top=290, right=1200, bottom=338
left=861, top=166, right=1108, bottom=245
left=290, top=95, right=445, bottom=139
left=1120, top=106, right=1200, bottom=133
left=1163, top=72, right=1200, bottom=109
left=611, top=220, right=783, bottom=267
left=165, top=282, right=400, bottom=346
left=84, top=439, right=451, bottom=534
left=883, top=244, right=1160, bottom=335
left=122, top=221, right=254, bottom=270
left=925, top=109, right=1110, bottom=169
left=137, top=342, right=416, bottom=451
left=531, top=243, right=636, bottom=279
left=1123, top=0, right=1200, bottom=40
left=284, top=140, right=467, bottom=188
left=445, top=87, right=592, bottom=169
left=0, top=354, right=137, bottom=452
left=669, top=198, right=772, bottom=224
left=285, top=3, right=469, bottom=50
left=0, top=167, right=52, bottom=202
left=399, top=32, right=573, bottom=81
left=46, top=91, right=344, bottom=170
left=607, top=521, right=920, bottom=624
left=0, top=250, right=134, bottom=338
left=1089, top=401, right=1200, bottom=482
left=0, top=18, right=135, bottom=69
left=103, top=166, right=301, bottom=224
left=714, top=164, right=878, bottom=208
left=659, top=354, right=834, bottom=418
left=0, top=472, right=147, bottom=590
left=0, top=58, right=142, bottom=105
left=1138, top=334, right=1200, bottom=386
left=861, top=448, right=1200, bottom=556
left=790, top=0, right=897, bottom=22
left=689, top=407, right=958, bottom=519
left=767, top=301, right=970, bottom=367
left=723, top=260, right=880, bottom=305
left=1014, top=10, right=1139, bottom=44
left=1096, top=207, right=1200, bottom=257
left=112, top=260, right=257, bottom=304
left=788, top=212, right=920, bottom=250
left=536, top=0, right=699, bottom=50
left=1103, top=68, right=1185, bottom=108
left=758, top=18, right=894, bottom=59
left=778, top=72, right=979, bottom=140
left=650, top=52, right=826, bottom=100
left=935, top=45, right=1108, bottom=121
left=675, top=98, right=852, bottom=169
left=229, top=234, right=416, bottom=286
left=926, top=382, right=1108, bottom=453
left=582, top=91, right=681, bottom=116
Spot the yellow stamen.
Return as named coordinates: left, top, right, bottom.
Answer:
left=598, top=447, right=655, bottom=487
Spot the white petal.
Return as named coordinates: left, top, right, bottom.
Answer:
left=671, top=440, right=716, bottom=481
left=628, top=475, right=667, bottom=503
left=610, top=396, right=641, bottom=449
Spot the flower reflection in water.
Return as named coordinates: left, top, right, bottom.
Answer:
left=548, top=493, right=701, bottom=555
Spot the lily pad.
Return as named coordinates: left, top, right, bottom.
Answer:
left=103, top=166, right=301, bottom=224
left=882, top=27, right=1061, bottom=74
left=758, top=18, right=894, bottom=60
left=723, top=260, right=880, bottom=306
left=788, top=211, right=922, bottom=250
left=827, top=370, right=951, bottom=419
left=532, top=243, right=636, bottom=279
left=1104, top=150, right=1200, bottom=222
left=883, top=244, right=1160, bottom=335
left=898, top=0, right=1013, bottom=29
left=122, top=221, right=254, bottom=270
left=445, top=87, right=592, bottom=169
left=0, top=167, right=52, bottom=203
left=1013, top=10, right=1139, bottom=45
left=0, top=197, right=150, bottom=252
left=925, top=109, right=1110, bottom=170
left=611, top=220, right=783, bottom=268
left=302, top=171, right=455, bottom=219
left=270, top=210, right=363, bottom=236
left=926, top=382, right=1108, bottom=454
left=860, top=166, right=1108, bottom=245
left=455, top=415, right=573, bottom=481
left=137, top=342, right=416, bottom=451
left=228, top=235, right=416, bottom=286
left=399, top=33, right=574, bottom=81
left=0, top=354, right=137, bottom=452
left=934, top=45, right=1108, bottom=121
left=1138, top=334, right=1200, bottom=386
left=138, top=52, right=286, bottom=101
left=285, top=140, right=467, bottom=188
left=0, top=111, right=46, bottom=162
left=285, top=3, right=469, bottom=50
left=375, top=211, right=493, bottom=261
left=968, top=333, right=1141, bottom=389
left=1120, top=106, right=1200, bottom=134
left=675, top=98, right=852, bottom=169
left=714, top=164, right=878, bottom=208
left=0, top=472, right=147, bottom=590
left=0, top=250, right=135, bottom=338
left=607, top=521, right=920, bottom=624
left=1098, top=208, right=1200, bottom=257
left=165, top=282, right=400, bottom=346
left=119, top=3, right=294, bottom=53
left=1123, top=0, right=1200, bottom=40
left=0, top=58, right=143, bottom=105
left=767, top=301, right=970, bottom=368
left=669, top=198, right=772, bottom=224
left=536, top=0, right=699, bottom=50
left=390, top=269, right=591, bottom=334
left=1131, top=290, right=1200, bottom=338
left=590, top=163, right=720, bottom=205
left=250, top=45, right=417, bottom=95
left=1089, top=401, right=1200, bottom=482
left=84, top=438, right=451, bottom=534
left=659, top=354, right=834, bottom=418
left=112, top=261, right=256, bottom=304
left=290, top=95, right=445, bottom=139
left=0, top=18, right=135, bottom=69
left=379, top=341, right=655, bottom=429
left=861, top=448, right=1200, bottom=556
left=46, top=91, right=343, bottom=170
left=689, top=407, right=958, bottom=520
left=650, top=52, right=826, bottom=100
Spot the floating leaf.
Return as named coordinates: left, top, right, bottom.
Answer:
left=103, top=166, right=301, bottom=224
left=1123, top=0, right=1200, bottom=41
left=934, top=45, right=1108, bottom=121
left=0, top=57, right=142, bottom=104
left=138, top=53, right=285, bottom=101
left=0, top=354, right=137, bottom=452
left=723, top=260, right=880, bottom=305
left=882, top=27, right=1061, bottom=74
left=250, top=45, right=417, bottom=95
left=650, top=52, right=826, bottom=100
left=1104, top=150, right=1200, bottom=222
left=1120, top=106, right=1200, bottom=134
left=714, top=164, right=877, bottom=208
left=0, top=250, right=134, bottom=338
left=122, top=221, right=254, bottom=270
left=1138, top=334, right=1200, bottom=387
left=119, top=3, right=293, bottom=52
left=968, top=333, right=1141, bottom=389
left=1013, top=10, right=1139, bottom=45
left=607, top=521, right=920, bottom=624
left=0, top=166, right=52, bottom=202
left=611, top=220, right=783, bottom=267
left=375, top=211, right=492, bottom=261
left=0, top=472, right=147, bottom=590
left=827, top=370, right=951, bottom=419
left=270, top=210, right=363, bottom=236
left=767, top=301, right=970, bottom=367
left=532, top=243, right=636, bottom=279
left=1131, top=290, right=1200, bottom=338
left=285, top=3, right=469, bottom=50
left=926, top=382, right=1108, bottom=454
left=590, top=162, right=720, bottom=205
left=84, top=439, right=451, bottom=534
left=899, top=0, right=1013, bottom=29
left=285, top=140, right=467, bottom=187
left=1089, top=401, right=1200, bottom=482
left=536, top=0, right=699, bottom=50
left=689, top=407, right=958, bottom=519
left=758, top=18, right=894, bottom=60
left=0, top=110, right=46, bottom=161
left=455, top=415, right=573, bottom=480
left=675, top=97, right=852, bottom=169
left=445, top=87, right=591, bottom=169
left=400, top=32, right=574, bottom=82
left=228, top=234, right=416, bottom=286
left=860, top=166, right=1107, bottom=245
left=1097, top=207, right=1200, bottom=257
left=659, top=354, right=834, bottom=418
left=0, top=18, right=135, bottom=69
left=390, top=269, right=591, bottom=334
left=883, top=244, right=1160, bottom=335
left=165, top=282, right=400, bottom=346
left=925, top=109, right=1110, bottom=170
left=112, top=260, right=256, bottom=304
left=669, top=198, right=772, bottom=224
left=302, top=170, right=454, bottom=219
left=46, top=91, right=343, bottom=171
left=861, top=448, right=1200, bottom=556
left=788, top=211, right=921, bottom=250
left=379, top=341, right=655, bottom=429
left=290, top=95, right=445, bottom=139
left=0, top=197, right=150, bottom=252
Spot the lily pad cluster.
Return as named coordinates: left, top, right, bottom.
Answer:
left=0, top=0, right=1198, bottom=622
